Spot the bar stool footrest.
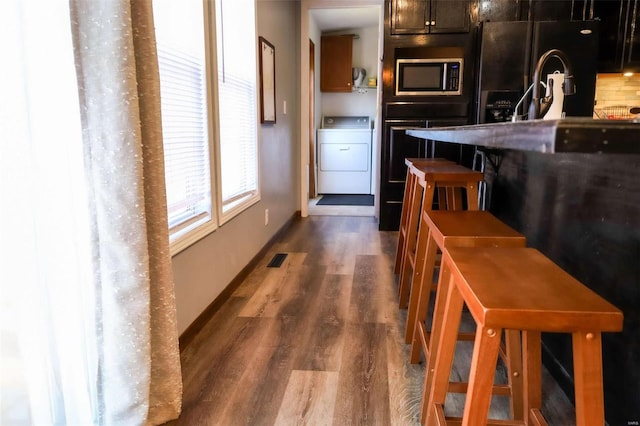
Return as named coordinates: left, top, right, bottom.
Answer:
left=434, top=403, right=447, bottom=426
left=528, top=408, right=548, bottom=426
left=411, top=323, right=431, bottom=364
left=398, top=250, right=418, bottom=309
left=434, top=411, right=526, bottom=426
left=438, top=419, right=527, bottom=426
left=447, top=381, right=511, bottom=396
left=412, top=325, right=476, bottom=364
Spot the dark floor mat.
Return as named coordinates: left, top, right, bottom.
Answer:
left=316, top=194, right=374, bottom=206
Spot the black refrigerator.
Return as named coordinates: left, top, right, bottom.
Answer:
left=476, top=20, right=599, bottom=124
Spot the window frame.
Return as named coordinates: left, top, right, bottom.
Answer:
left=208, top=0, right=261, bottom=226
left=157, top=0, right=262, bottom=254
left=154, top=0, right=219, bottom=256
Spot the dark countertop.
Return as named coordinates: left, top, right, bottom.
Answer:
left=406, top=118, right=640, bottom=154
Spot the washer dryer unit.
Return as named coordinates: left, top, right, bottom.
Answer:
left=317, top=116, right=372, bottom=194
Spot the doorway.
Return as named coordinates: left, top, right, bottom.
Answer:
left=301, top=2, right=383, bottom=218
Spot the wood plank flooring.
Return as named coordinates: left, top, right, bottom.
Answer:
left=166, top=216, right=576, bottom=426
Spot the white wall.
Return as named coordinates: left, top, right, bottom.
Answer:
left=171, top=0, right=300, bottom=334
left=320, top=25, right=379, bottom=121
left=309, top=15, right=323, bottom=133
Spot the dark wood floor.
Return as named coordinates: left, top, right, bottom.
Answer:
left=167, top=216, right=576, bottom=425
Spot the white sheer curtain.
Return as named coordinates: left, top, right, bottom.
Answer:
left=1, top=1, right=98, bottom=424
left=1, top=0, right=182, bottom=424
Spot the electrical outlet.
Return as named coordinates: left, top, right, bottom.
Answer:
left=264, top=208, right=269, bottom=226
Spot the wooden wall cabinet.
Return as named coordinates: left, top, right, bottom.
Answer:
left=594, top=0, right=640, bottom=73
left=476, top=0, right=522, bottom=21
left=379, top=111, right=470, bottom=231
left=477, top=0, right=589, bottom=22
left=390, top=0, right=470, bottom=35
left=380, top=0, right=476, bottom=230
left=379, top=119, right=428, bottom=231
left=320, top=35, right=353, bottom=92
left=528, top=0, right=574, bottom=20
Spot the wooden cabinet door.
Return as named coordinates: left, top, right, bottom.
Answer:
left=379, top=119, right=428, bottom=230
left=391, top=0, right=469, bottom=34
left=320, top=35, right=353, bottom=92
left=529, top=0, right=573, bottom=21
left=623, top=0, right=640, bottom=71
left=594, top=0, right=640, bottom=73
left=477, top=0, right=521, bottom=22
left=430, top=0, right=469, bottom=33
left=385, top=120, right=429, bottom=183
left=427, top=118, right=473, bottom=167
left=391, top=0, right=429, bottom=35
left=594, top=0, right=626, bottom=72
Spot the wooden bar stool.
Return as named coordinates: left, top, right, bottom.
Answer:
left=397, top=164, right=484, bottom=309
left=394, top=158, right=453, bottom=276
left=406, top=211, right=527, bottom=421
left=423, top=247, right=623, bottom=426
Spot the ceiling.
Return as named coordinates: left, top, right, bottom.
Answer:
left=310, top=7, right=380, bottom=32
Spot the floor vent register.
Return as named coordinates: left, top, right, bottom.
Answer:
left=267, top=253, right=288, bottom=268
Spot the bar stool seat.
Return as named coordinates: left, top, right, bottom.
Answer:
left=394, top=158, right=453, bottom=276
left=423, top=247, right=623, bottom=426
left=407, top=211, right=526, bottom=347
left=397, top=164, right=484, bottom=309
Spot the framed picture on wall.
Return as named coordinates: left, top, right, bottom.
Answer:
left=259, top=36, right=276, bottom=124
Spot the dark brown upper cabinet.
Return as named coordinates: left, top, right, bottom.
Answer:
left=390, top=0, right=470, bottom=34
left=529, top=0, right=573, bottom=20
left=594, top=0, right=640, bottom=73
left=476, top=0, right=522, bottom=22
left=320, top=35, right=353, bottom=92
left=477, top=0, right=585, bottom=22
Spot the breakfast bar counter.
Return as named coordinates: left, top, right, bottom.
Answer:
left=406, top=117, right=640, bottom=154
left=406, top=117, right=640, bottom=424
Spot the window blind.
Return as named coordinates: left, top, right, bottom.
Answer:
left=215, top=0, right=259, bottom=214
left=154, top=1, right=212, bottom=236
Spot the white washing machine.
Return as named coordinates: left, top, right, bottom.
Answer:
left=317, top=116, right=372, bottom=194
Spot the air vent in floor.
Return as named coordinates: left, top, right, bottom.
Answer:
left=267, top=253, right=288, bottom=268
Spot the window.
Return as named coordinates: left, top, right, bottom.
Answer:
left=154, top=0, right=216, bottom=253
left=154, top=0, right=260, bottom=252
left=213, top=0, right=261, bottom=222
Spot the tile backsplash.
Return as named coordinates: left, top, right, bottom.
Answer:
left=594, top=73, right=640, bottom=109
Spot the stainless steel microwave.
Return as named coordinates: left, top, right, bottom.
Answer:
left=395, top=58, right=463, bottom=96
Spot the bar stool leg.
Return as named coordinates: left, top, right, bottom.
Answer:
left=411, top=252, right=450, bottom=364
left=504, top=330, right=524, bottom=421
left=416, top=278, right=526, bottom=422
left=572, top=331, right=605, bottom=426
left=405, top=225, right=437, bottom=343
left=465, top=181, right=480, bottom=211
left=422, top=269, right=463, bottom=425
left=394, top=168, right=415, bottom=274
left=398, top=182, right=435, bottom=308
left=522, top=330, right=543, bottom=421
left=437, top=187, right=448, bottom=210
left=461, top=324, right=504, bottom=426
left=446, top=186, right=463, bottom=210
